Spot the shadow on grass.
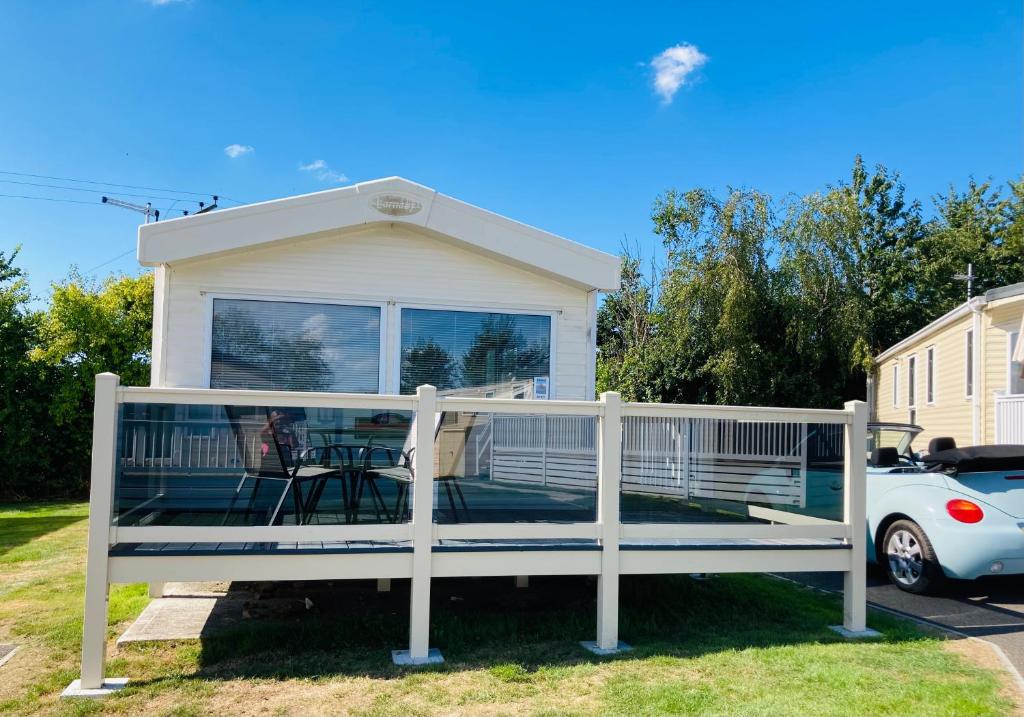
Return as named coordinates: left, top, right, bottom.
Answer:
left=0, top=506, right=87, bottom=556
left=122, top=573, right=924, bottom=687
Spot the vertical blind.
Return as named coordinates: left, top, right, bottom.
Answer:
left=210, top=298, right=381, bottom=393
left=400, top=308, right=551, bottom=396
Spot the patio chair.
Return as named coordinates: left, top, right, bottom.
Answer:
left=301, top=441, right=371, bottom=524
left=353, top=445, right=413, bottom=523
left=222, top=406, right=340, bottom=526
left=354, top=446, right=470, bottom=523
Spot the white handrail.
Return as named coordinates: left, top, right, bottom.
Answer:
left=119, top=385, right=417, bottom=410
left=622, top=402, right=851, bottom=424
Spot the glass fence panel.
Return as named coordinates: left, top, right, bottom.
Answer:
left=431, top=412, right=598, bottom=523
left=114, top=402, right=414, bottom=527
left=620, top=416, right=845, bottom=523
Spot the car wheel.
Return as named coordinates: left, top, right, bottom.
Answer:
left=882, top=519, right=945, bottom=594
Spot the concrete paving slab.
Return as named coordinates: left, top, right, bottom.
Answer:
left=118, top=582, right=245, bottom=644
left=0, top=644, right=17, bottom=667
left=61, top=677, right=129, bottom=698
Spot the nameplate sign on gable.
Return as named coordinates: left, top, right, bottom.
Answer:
left=370, top=194, right=423, bottom=217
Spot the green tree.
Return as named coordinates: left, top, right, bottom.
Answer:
left=916, top=179, right=1024, bottom=316
left=595, top=250, right=658, bottom=400
left=650, top=187, right=785, bottom=405
left=773, top=158, right=923, bottom=404
left=31, top=271, right=154, bottom=494
left=0, top=249, right=57, bottom=498
left=598, top=158, right=938, bottom=410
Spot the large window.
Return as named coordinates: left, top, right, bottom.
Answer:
left=210, top=298, right=381, bottom=392
left=400, top=308, right=552, bottom=397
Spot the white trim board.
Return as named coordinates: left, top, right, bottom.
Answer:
left=138, top=177, right=620, bottom=292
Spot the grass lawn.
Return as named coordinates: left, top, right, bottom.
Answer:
left=0, top=502, right=1018, bottom=716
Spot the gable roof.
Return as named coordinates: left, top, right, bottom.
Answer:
left=137, top=176, right=620, bottom=291
left=874, top=281, right=1024, bottom=362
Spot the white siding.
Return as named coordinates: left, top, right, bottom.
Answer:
left=158, top=225, right=593, bottom=399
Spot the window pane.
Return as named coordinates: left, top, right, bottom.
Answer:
left=400, top=309, right=551, bottom=397
left=211, top=299, right=380, bottom=392
left=927, top=348, right=934, bottom=403
left=966, top=330, right=974, bottom=396
left=1011, top=333, right=1024, bottom=395
left=908, top=357, right=916, bottom=407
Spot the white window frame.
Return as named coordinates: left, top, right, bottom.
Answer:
left=965, top=328, right=974, bottom=399
left=892, top=363, right=899, bottom=408
left=392, top=301, right=559, bottom=399
left=926, top=345, right=936, bottom=405
left=202, top=291, right=389, bottom=393
left=1010, top=330, right=1022, bottom=396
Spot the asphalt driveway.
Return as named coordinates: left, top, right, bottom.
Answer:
left=782, top=566, right=1024, bottom=677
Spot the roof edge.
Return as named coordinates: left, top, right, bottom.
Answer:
left=137, top=176, right=620, bottom=292
left=984, top=281, right=1024, bottom=303
left=874, top=299, right=981, bottom=363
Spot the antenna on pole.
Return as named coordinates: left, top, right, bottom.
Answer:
left=101, top=196, right=160, bottom=223
left=195, top=195, right=219, bottom=215
left=954, top=263, right=976, bottom=300
left=182, top=195, right=219, bottom=217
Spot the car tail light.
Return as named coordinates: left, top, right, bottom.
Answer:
left=946, top=499, right=984, bottom=524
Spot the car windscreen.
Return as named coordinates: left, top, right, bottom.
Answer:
left=866, top=427, right=916, bottom=459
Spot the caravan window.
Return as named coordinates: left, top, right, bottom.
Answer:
left=210, top=298, right=382, bottom=392
left=399, top=308, right=552, bottom=397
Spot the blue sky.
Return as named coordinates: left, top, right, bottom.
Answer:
left=1, top=1, right=1021, bottom=301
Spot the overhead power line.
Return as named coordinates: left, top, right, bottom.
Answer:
left=0, top=178, right=196, bottom=203
left=0, top=192, right=103, bottom=206
left=83, top=248, right=136, bottom=275
left=0, top=169, right=248, bottom=205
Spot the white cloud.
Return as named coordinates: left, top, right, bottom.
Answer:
left=223, top=143, right=253, bottom=158
left=650, top=43, right=708, bottom=104
left=299, top=159, right=348, bottom=184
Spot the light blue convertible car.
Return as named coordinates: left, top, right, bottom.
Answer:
left=865, top=422, right=1024, bottom=593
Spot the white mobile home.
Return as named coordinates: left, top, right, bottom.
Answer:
left=141, top=177, right=618, bottom=399
left=67, top=178, right=871, bottom=697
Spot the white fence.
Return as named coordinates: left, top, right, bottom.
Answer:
left=75, top=375, right=868, bottom=691
left=995, top=393, right=1024, bottom=444
left=488, top=413, right=843, bottom=508
left=121, top=420, right=252, bottom=470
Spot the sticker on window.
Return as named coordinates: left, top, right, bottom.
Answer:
left=533, top=376, right=549, bottom=400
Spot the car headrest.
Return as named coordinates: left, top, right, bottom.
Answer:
left=928, top=436, right=957, bottom=454
left=871, top=447, right=900, bottom=467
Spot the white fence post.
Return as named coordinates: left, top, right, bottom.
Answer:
left=394, top=384, right=443, bottom=665
left=585, top=391, right=628, bottom=654
left=837, top=399, right=875, bottom=637
left=65, top=373, right=128, bottom=696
